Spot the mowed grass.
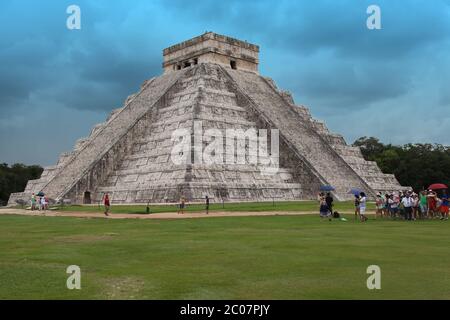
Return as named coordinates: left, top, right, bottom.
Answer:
left=56, top=200, right=372, bottom=214
left=0, top=213, right=449, bottom=299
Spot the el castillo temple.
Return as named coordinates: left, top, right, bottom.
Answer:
left=8, top=32, right=405, bottom=205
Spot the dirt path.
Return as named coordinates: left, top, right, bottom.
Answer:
left=0, top=208, right=333, bottom=220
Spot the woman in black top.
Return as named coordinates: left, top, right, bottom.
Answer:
left=354, top=194, right=360, bottom=221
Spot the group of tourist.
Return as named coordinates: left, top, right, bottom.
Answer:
left=318, top=189, right=449, bottom=222
left=318, top=191, right=368, bottom=222
left=32, top=189, right=448, bottom=221
left=176, top=195, right=210, bottom=215
left=30, top=193, right=49, bottom=211
left=101, top=193, right=207, bottom=216
left=318, top=192, right=335, bottom=221
left=373, top=189, right=449, bottom=221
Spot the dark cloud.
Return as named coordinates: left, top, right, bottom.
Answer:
left=0, top=0, right=449, bottom=165
left=285, top=59, right=412, bottom=112
left=274, top=0, right=450, bottom=59
left=0, top=1, right=167, bottom=115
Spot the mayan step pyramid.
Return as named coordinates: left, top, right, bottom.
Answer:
left=8, top=32, right=405, bottom=205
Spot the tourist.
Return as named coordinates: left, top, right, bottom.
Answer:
left=40, top=195, right=46, bottom=212
left=384, top=193, right=391, bottom=217
left=44, top=195, right=49, bottom=210
left=380, top=193, right=387, bottom=217
left=393, top=192, right=401, bottom=219
left=205, top=195, right=210, bottom=215
left=325, top=192, right=334, bottom=213
left=178, top=196, right=186, bottom=214
left=317, top=192, right=324, bottom=202
left=436, top=196, right=443, bottom=215
left=387, top=194, right=397, bottom=219
left=427, top=190, right=437, bottom=219
left=30, top=193, right=36, bottom=211
left=37, top=195, right=41, bottom=211
left=401, top=191, right=414, bottom=221
left=375, top=193, right=384, bottom=219
left=359, top=192, right=368, bottom=222
left=319, top=194, right=331, bottom=221
left=354, top=194, right=360, bottom=221
left=412, top=193, right=419, bottom=220
left=439, top=190, right=449, bottom=220
left=398, top=191, right=405, bottom=219
left=419, top=191, right=428, bottom=219
left=102, top=193, right=110, bottom=216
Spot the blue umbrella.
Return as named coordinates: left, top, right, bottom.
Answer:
left=348, top=188, right=362, bottom=196
left=320, top=185, right=335, bottom=192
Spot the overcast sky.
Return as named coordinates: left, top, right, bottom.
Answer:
left=1, top=0, right=449, bottom=166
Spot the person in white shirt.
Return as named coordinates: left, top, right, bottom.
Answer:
left=359, top=192, right=368, bottom=222
left=401, top=192, right=414, bottom=221
left=389, top=193, right=400, bottom=219
left=40, top=196, right=46, bottom=212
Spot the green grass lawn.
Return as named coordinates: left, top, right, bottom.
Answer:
left=55, top=200, right=373, bottom=214
left=0, top=213, right=449, bottom=299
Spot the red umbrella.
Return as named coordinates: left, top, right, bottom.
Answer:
left=428, top=183, right=448, bottom=190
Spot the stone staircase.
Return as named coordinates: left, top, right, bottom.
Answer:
left=291, top=105, right=406, bottom=193
left=91, top=63, right=304, bottom=203
left=223, top=67, right=376, bottom=200
left=36, top=70, right=186, bottom=201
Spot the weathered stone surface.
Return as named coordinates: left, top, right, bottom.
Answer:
left=163, top=32, right=259, bottom=74
left=8, top=32, right=405, bottom=205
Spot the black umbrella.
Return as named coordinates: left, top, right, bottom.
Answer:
left=37, top=191, right=45, bottom=197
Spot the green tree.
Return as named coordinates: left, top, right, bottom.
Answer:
left=353, top=136, right=386, bottom=160
left=0, top=163, right=43, bottom=206
left=353, top=137, right=450, bottom=191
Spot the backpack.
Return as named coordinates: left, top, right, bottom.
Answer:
left=333, top=211, right=340, bottom=218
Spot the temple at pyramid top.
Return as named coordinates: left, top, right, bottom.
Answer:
left=162, top=32, right=260, bottom=74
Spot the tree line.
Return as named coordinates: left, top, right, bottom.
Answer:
left=0, top=163, right=43, bottom=206
left=353, top=137, right=450, bottom=191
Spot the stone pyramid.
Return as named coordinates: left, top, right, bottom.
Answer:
left=8, top=32, right=405, bottom=205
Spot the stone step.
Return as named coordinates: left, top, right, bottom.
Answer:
left=224, top=67, right=375, bottom=200
left=40, top=69, right=187, bottom=200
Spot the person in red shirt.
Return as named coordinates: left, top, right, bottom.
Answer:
left=103, top=193, right=110, bottom=216
left=427, top=190, right=437, bottom=219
